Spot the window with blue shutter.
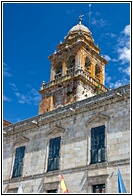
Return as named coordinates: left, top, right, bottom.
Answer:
left=47, top=137, right=61, bottom=172
left=12, top=146, right=25, bottom=178
left=91, top=125, right=105, bottom=164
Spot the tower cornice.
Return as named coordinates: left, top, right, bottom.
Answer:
left=49, top=41, right=107, bottom=65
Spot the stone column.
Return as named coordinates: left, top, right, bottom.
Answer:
left=62, top=62, right=67, bottom=76
left=50, top=63, right=55, bottom=81
left=80, top=50, right=85, bottom=69
left=91, top=60, right=95, bottom=78
left=50, top=96, right=54, bottom=111
left=100, top=65, right=104, bottom=85
left=75, top=50, right=82, bottom=70
left=76, top=81, right=82, bottom=101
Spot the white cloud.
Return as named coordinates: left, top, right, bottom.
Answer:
left=118, top=66, right=130, bottom=76
left=109, top=33, right=116, bottom=38
left=9, top=83, right=18, bottom=90
left=103, top=55, right=111, bottom=61
left=105, top=72, right=112, bottom=86
left=105, top=69, right=129, bottom=89
left=106, top=76, right=112, bottom=83
left=107, top=77, right=129, bottom=89
left=104, top=33, right=116, bottom=38
left=30, top=88, right=39, bottom=96
left=66, top=9, right=76, bottom=16
left=125, top=66, right=130, bottom=76
left=9, top=82, right=41, bottom=105
left=3, top=95, right=12, bottom=102
left=3, top=63, right=13, bottom=77
left=113, top=81, right=124, bottom=88
left=116, top=24, right=130, bottom=64
left=15, top=92, right=21, bottom=97
left=16, top=118, right=21, bottom=122
left=91, top=17, right=108, bottom=27
left=117, top=46, right=130, bottom=64
left=17, top=94, right=31, bottom=104
left=111, top=58, right=118, bottom=62
left=123, top=25, right=130, bottom=36
left=95, top=12, right=100, bottom=16
left=9, top=83, right=16, bottom=88
left=11, top=84, right=41, bottom=105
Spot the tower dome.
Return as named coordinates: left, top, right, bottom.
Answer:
left=69, top=23, right=90, bottom=34
left=68, top=18, right=90, bottom=34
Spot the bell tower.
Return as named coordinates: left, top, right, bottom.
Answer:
left=38, top=18, right=108, bottom=115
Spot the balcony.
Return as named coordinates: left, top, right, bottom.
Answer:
left=54, top=72, right=62, bottom=80
left=67, top=67, right=74, bottom=74
left=40, top=69, right=108, bottom=92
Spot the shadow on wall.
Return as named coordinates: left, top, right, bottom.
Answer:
left=80, top=171, right=88, bottom=192
left=38, top=177, right=45, bottom=193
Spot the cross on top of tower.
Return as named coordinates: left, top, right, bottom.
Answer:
left=79, top=12, right=84, bottom=24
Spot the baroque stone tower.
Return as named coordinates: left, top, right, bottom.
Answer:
left=39, top=18, right=108, bottom=114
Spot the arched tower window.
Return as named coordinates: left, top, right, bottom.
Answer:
left=95, top=64, right=100, bottom=79
left=55, top=61, right=62, bottom=79
left=67, top=55, right=75, bottom=74
left=85, top=56, right=91, bottom=70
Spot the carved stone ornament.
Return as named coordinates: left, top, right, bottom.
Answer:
left=86, top=113, right=110, bottom=126
left=13, top=135, right=30, bottom=147
left=46, top=125, right=65, bottom=135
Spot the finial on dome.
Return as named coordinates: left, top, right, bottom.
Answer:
left=79, top=12, right=84, bottom=24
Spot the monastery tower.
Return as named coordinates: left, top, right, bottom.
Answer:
left=39, top=17, right=108, bottom=114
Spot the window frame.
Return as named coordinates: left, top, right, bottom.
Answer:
left=88, top=174, right=108, bottom=193
left=45, top=125, right=65, bottom=173
left=93, top=184, right=105, bottom=193
left=86, top=114, right=109, bottom=166
left=47, top=136, right=61, bottom=172
left=91, top=125, right=105, bottom=164
left=47, top=189, right=58, bottom=193
left=12, top=146, right=25, bottom=178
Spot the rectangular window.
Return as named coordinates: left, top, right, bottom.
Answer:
left=47, top=137, right=61, bottom=172
left=93, top=184, right=105, bottom=193
left=91, top=125, right=105, bottom=164
left=12, top=146, right=25, bottom=178
left=47, top=189, right=57, bottom=193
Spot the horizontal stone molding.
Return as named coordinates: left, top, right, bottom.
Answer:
left=108, top=158, right=130, bottom=167
left=3, top=84, right=130, bottom=136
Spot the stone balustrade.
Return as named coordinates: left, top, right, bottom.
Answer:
left=40, top=69, right=108, bottom=92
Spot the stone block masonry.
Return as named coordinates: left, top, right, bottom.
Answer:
left=3, top=84, right=130, bottom=193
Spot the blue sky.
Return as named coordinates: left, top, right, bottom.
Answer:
left=3, top=2, right=130, bottom=123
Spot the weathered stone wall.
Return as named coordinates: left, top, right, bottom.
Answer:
left=3, top=84, right=130, bottom=193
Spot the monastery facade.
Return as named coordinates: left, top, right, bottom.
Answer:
left=3, top=17, right=130, bottom=193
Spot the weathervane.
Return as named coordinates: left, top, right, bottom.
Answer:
left=79, top=11, right=84, bottom=24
